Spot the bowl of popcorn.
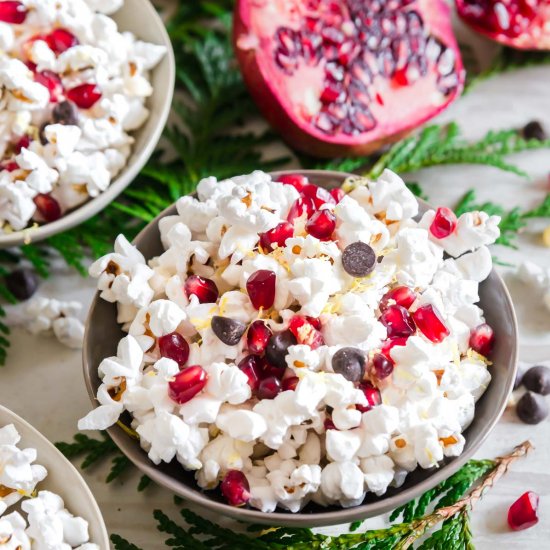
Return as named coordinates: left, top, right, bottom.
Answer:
left=80, top=169, right=518, bottom=526
left=0, top=0, right=175, bottom=247
left=0, top=404, right=109, bottom=547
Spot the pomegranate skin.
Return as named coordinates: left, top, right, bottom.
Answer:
left=233, top=0, right=464, bottom=157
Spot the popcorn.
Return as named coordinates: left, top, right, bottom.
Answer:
left=361, top=455, right=395, bottom=495
left=320, top=461, right=365, bottom=505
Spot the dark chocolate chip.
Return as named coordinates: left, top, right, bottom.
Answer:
left=265, top=330, right=297, bottom=369
left=52, top=101, right=79, bottom=126
left=516, top=391, right=549, bottom=424
left=342, top=241, right=376, bottom=277
left=5, top=268, right=39, bottom=301
left=522, top=120, right=546, bottom=141
left=332, top=347, right=366, bottom=382
left=522, top=365, right=550, bottom=395
left=211, top=316, right=246, bottom=346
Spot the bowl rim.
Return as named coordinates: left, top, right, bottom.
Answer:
left=83, top=168, right=519, bottom=527
left=0, top=404, right=110, bottom=547
left=0, top=0, right=176, bottom=249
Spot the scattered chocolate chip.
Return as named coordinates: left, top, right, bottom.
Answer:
left=522, top=120, right=546, bottom=141
left=265, top=330, right=297, bottom=369
left=211, top=316, right=246, bottom=346
left=332, top=347, right=366, bottom=382
left=516, top=391, right=549, bottom=424
left=5, top=268, right=39, bottom=301
left=342, top=241, right=376, bottom=277
left=522, top=365, right=550, bottom=395
left=52, top=100, right=79, bottom=125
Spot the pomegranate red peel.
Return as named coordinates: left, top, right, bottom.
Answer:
left=456, top=1, right=550, bottom=50
left=233, top=0, right=464, bottom=157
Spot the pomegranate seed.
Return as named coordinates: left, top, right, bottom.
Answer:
left=287, top=196, right=315, bottom=223
left=288, top=316, right=324, bottom=349
left=34, top=194, right=61, bottom=222
left=221, top=470, right=251, bottom=507
left=301, top=183, right=336, bottom=208
left=246, top=320, right=272, bottom=354
left=306, top=209, right=336, bottom=240
left=1, top=161, right=19, bottom=172
left=379, top=305, right=416, bottom=338
left=282, top=375, right=299, bottom=391
left=277, top=173, right=308, bottom=192
left=184, top=275, right=218, bottom=304
left=238, top=355, right=262, bottom=391
left=373, top=353, right=394, bottom=379
left=35, top=70, right=63, bottom=102
left=329, top=187, right=346, bottom=203
left=257, top=375, right=282, bottom=399
left=259, top=356, right=286, bottom=379
left=246, top=269, right=276, bottom=310
left=0, top=1, right=26, bottom=23
left=158, top=332, right=189, bottom=367
left=508, top=491, right=539, bottom=531
left=324, top=417, right=338, bottom=430
left=306, top=316, right=322, bottom=330
left=321, top=84, right=341, bottom=102
left=66, top=83, right=102, bottom=109
left=356, top=382, right=382, bottom=413
left=393, top=66, right=409, bottom=86
left=413, top=304, right=449, bottom=343
left=469, top=323, right=494, bottom=356
left=381, top=337, right=408, bottom=358
left=14, top=135, right=31, bottom=154
left=168, top=365, right=207, bottom=404
left=429, top=207, right=458, bottom=239
left=380, top=286, right=417, bottom=312
left=45, top=28, right=79, bottom=54
left=259, top=221, right=293, bottom=251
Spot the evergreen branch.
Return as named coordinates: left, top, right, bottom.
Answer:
left=111, top=534, right=144, bottom=550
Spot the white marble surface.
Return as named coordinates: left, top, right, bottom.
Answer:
left=2, top=42, right=550, bottom=550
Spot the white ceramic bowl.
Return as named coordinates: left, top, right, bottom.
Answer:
left=0, top=405, right=109, bottom=547
left=0, top=0, right=175, bottom=248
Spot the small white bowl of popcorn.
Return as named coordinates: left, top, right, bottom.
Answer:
left=81, top=169, right=518, bottom=526
left=0, top=404, right=109, bottom=548
left=0, top=0, right=175, bottom=247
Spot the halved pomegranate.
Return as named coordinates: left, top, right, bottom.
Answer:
left=233, top=0, right=464, bottom=157
left=456, top=1, right=550, bottom=50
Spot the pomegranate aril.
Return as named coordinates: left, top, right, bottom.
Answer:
left=247, top=320, right=272, bottom=354
left=0, top=1, right=26, bottom=23
left=288, top=315, right=324, bottom=349
left=381, top=336, right=408, bottom=357
left=1, top=161, right=19, bottom=172
left=380, top=305, right=416, bottom=338
left=329, top=187, right=345, bottom=203
left=158, top=332, right=189, bottom=367
left=287, top=196, right=315, bottom=223
left=380, top=286, right=417, bottom=312
left=35, top=70, right=63, bottom=102
left=168, top=365, right=207, bottom=404
left=469, top=323, right=494, bottom=356
left=324, top=417, right=338, bottom=430
left=259, top=221, right=293, bottom=251
left=282, top=376, right=299, bottom=391
left=66, top=83, right=102, bottom=109
left=14, top=135, right=31, bottom=154
left=184, top=275, right=219, bottom=304
left=429, top=206, right=458, bottom=239
left=277, top=173, right=309, bottom=192
left=246, top=269, right=276, bottom=310
left=413, top=304, right=449, bottom=343
left=373, top=352, right=394, bottom=379
left=34, top=194, right=61, bottom=222
left=306, top=316, right=322, bottom=330
left=257, top=375, right=282, bottom=399
left=221, top=470, right=251, bottom=507
left=306, top=208, right=336, bottom=240
left=508, top=491, right=539, bottom=531
left=301, top=183, right=336, bottom=208
left=356, top=382, right=382, bottom=413
left=238, top=355, right=262, bottom=391
left=45, top=28, right=79, bottom=54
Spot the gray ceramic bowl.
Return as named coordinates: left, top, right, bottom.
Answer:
left=0, top=405, right=109, bottom=547
left=0, top=0, right=175, bottom=248
left=83, top=169, right=518, bottom=527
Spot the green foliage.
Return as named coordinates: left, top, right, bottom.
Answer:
left=111, top=534, right=144, bottom=550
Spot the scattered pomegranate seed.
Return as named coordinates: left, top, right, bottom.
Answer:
left=246, top=269, right=276, bottom=310
left=356, top=382, right=382, bottom=413
left=288, top=315, right=324, bottom=349
left=184, top=275, right=219, bottom=304
left=287, top=196, right=315, bottom=223
left=373, top=353, right=394, bottom=379
left=45, top=28, right=79, bottom=54
left=508, top=491, right=539, bottom=531
left=282, top=376, right=299, bottom=391
left=246, top=320, right=272, bottom=354
left=34, top=70, right=63, bottom=102
left=1, top=161, right=19, bottom=172
left=168, top=365, right=207, bottom=404
left=33, top=194, right=61, bottom=222
left=306, top=208, right=336, bottom=240
left=66, top=83, right=102, bottom=109
left=379, top=305, right=416, bottom=338
left=429, top=207, right=458, bottom=239
left=413, top=304, right=449, bottom=343
left=221, top=470, right=251, bottom=507
left=277, top=173, right=308, bottom=192
left=158, top=332, right=189, bottom=367
left=257, top=375, right=282, bottom=399
left=306, top=316, right=322, bottom=330
left=301, top=183, right=336, bottom=208
left=381, top=336, right=408, bottom=358
left=393, top=66, right=410, bottom=86
left=0, top=1, right=27, bottom=23
left=259, top=221, right=293, bottom=251
left=380, top=286, right=417, bottom=312
left=329, top=187, right=346, bottom=203
left=469, top=323, right=494, bottom=357
left=238, top=355, right=262, bottom=391
left=14, top=135, right=31, bottom=154
left=324, top=417, right=338, bottom=430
